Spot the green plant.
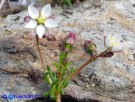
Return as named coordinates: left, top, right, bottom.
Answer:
left=61, top=0, right=73, bottom=6
left=24, top=3, right=124, bottom=102
left=24, top=4, right=58, bottom=69
left=44, top=32, right=76, bottom=102
left=44, top=32, right=124, bottom=102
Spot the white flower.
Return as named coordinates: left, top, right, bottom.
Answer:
left=25, top=4, right=58, bottom=38
left=104, top=34, right=124, bottom=51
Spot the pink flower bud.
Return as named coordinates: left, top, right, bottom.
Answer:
left=66, top=32, right=77, bottom=46
left=61, top=32, right=77, bottom=52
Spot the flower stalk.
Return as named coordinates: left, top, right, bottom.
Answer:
left=36, top=34, right=45, bottom=68
left=69, top=50, right=108, bottom=80
left=36, top=35, right=53, bottom=85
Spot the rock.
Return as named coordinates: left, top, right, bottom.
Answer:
left=63, top=0, right=135, bottom=101
left=0, top=0, right=135, bottom=102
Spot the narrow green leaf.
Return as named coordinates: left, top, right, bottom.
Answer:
left=47, top=65, right=51, bottom=72
left=53, top=62, right=60, bottom=69
left=50, top=73, right=55, bottom=82
left=51, top=79, right=58, bottom=88
left=50, top=89, right=55, bottom=100
left=61, top=79, right=69, bottom=88
left=59, top=52, right=68, bottom=64
left=60, top=52, right=64, bottom=64
left=44, top=91, right=50, bottom=97
left=44, top=72, right=50, bottom=83
left=50, top=72, right=57, bottom=82
left=52, top=73, right=56, bottom=79
left=63, top=0, right=72, bottom=5
left=70, top=67, right=75, bottom=74
left=55, top=83, right=60, bottom=91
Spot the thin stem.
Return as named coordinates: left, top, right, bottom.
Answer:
left=36, top=34, right=45, bottom=69
left=56, top=71, right=62, bottom=102
left=56, top=92, right=61, bottom=102
left=36, top=35, right=52, bottom=84
left=69, top=50, right=108, bottom=80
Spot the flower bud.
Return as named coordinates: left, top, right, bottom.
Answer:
left=66, top=32, right=77, bottom=45
left=63, top=32, right=77, bottom=51
left=84, top=40, right=97, bottom=57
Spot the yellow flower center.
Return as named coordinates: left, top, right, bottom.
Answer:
left=110, top=36, right=119, bottom=47
left=36, top=15, right=47, bottom=24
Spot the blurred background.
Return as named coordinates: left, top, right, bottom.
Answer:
left=0, top=0, right=84, bottom=17
left=0, top=0, right=46, bottom=16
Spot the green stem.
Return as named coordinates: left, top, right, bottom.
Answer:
left=55, top=51, right=68, bottom=102
left=69, top=50, right=108, bottom=80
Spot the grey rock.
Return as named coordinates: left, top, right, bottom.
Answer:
left=0, top=0, right=135, bottom=102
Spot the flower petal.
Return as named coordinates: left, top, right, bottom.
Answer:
left=36, top=25, right=45, bottom=38
left=112, top=42, right=124, bottom=52
left=41, top=4, right=51, bottom=18
left=45, top=19, right=58, bottom=28
left=24, top=20, right=37, bottom=28
left=105, top=35, right=113, bottom=47
left=31, top=29, right=36, bottom=36
left=28, top=5, right=39, bottom=19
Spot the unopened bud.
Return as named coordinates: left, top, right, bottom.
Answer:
left=84, top=40, right=97, bottom=57
left=63, top=32, right=77, bottom=51
left=66, top=32, right=76, bottom=45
